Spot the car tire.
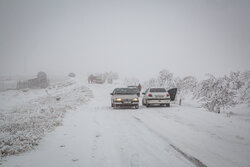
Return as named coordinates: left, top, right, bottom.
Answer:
left=146, top=100, right=150, bottom=107
left=166, top=103, right=170, bottom=107
left=135, top=104, right=139, bottom=109
left=142, top=99, right=145, bottom=106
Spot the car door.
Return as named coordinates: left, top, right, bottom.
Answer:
left=168, top=88, right=177, bottom=101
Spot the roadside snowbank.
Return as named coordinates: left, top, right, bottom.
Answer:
left=0, top=78, right=93, bottom=158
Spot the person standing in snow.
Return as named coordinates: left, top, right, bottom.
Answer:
left=137, top=83, right=142, bottom=92
left=89, top=74, right=94, bottom=83
left=88, top=76, right=91, bottom=84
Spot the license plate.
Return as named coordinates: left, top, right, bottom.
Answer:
left=156, top=95, right=164, bottom=98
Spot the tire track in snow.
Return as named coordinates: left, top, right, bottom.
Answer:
left=132, top=116, right=207, bottom=167
left=130, top=153, right=140, bottom=167
left=169, top=144, right=207, bottom=167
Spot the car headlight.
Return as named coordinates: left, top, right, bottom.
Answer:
left=115, top=98, right=122, bottom=102
left=132, top=98, right=139, bottom=101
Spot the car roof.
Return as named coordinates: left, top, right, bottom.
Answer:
left=114, top=88, right=133, bottom=91
left=115, top=87, right=130, bottom=89
left=149, top=87, right=166, bottom=89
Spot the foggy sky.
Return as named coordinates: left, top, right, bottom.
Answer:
left=1, top=0, right=250, bottom=79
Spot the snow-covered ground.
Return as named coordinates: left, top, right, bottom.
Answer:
left=0, top=77, right=93, bottom=158
left=1, top=77, right=250, bottom=167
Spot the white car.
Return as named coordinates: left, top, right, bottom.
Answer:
left=111, top=88, right=139, bottom=109
left=142, top=88, right=171, bottom=107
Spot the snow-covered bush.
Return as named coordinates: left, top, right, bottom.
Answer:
left=175, top=76, right=197, bottom=99
left=143, top=69, right=250, bottom=112
left=182, top=76, right=197, bottom=92
left=68, top=73, right=76, bottom=77
left=158, top=69, right=174, bottom=88
left=142, top=69, right=175, bottom=90
left=195, top=74, right=240, bottom=112
left=238, top=71, right=250, bottom=104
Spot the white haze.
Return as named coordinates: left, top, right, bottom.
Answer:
left=0, top=0, right=250, bottom=80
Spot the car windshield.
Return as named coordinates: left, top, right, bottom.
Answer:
left=150, top=88, right=166, bottom=92
left=129, top=88, right=138, bottom=91
left=114, top=88, right=137, bottom=94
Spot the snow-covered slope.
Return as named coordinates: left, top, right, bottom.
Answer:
left=0, top=77, right=93, bottom=158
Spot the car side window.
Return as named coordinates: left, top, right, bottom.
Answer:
left=145, top=89, right=149, bottom=94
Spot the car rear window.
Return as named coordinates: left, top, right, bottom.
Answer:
left=150, top=88, right=166, bottom=92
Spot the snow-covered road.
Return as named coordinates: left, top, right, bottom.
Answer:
left=2, top=82, right=250, bottom=167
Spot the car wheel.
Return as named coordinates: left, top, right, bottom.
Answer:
left=146, top=100, right=150, bottom=107
left=142, top=99, right=145, bottom=106
left=135, top=104, right=139, bottom=109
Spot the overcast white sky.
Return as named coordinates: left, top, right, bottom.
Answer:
left=0, top=0, right=250, bottom=79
